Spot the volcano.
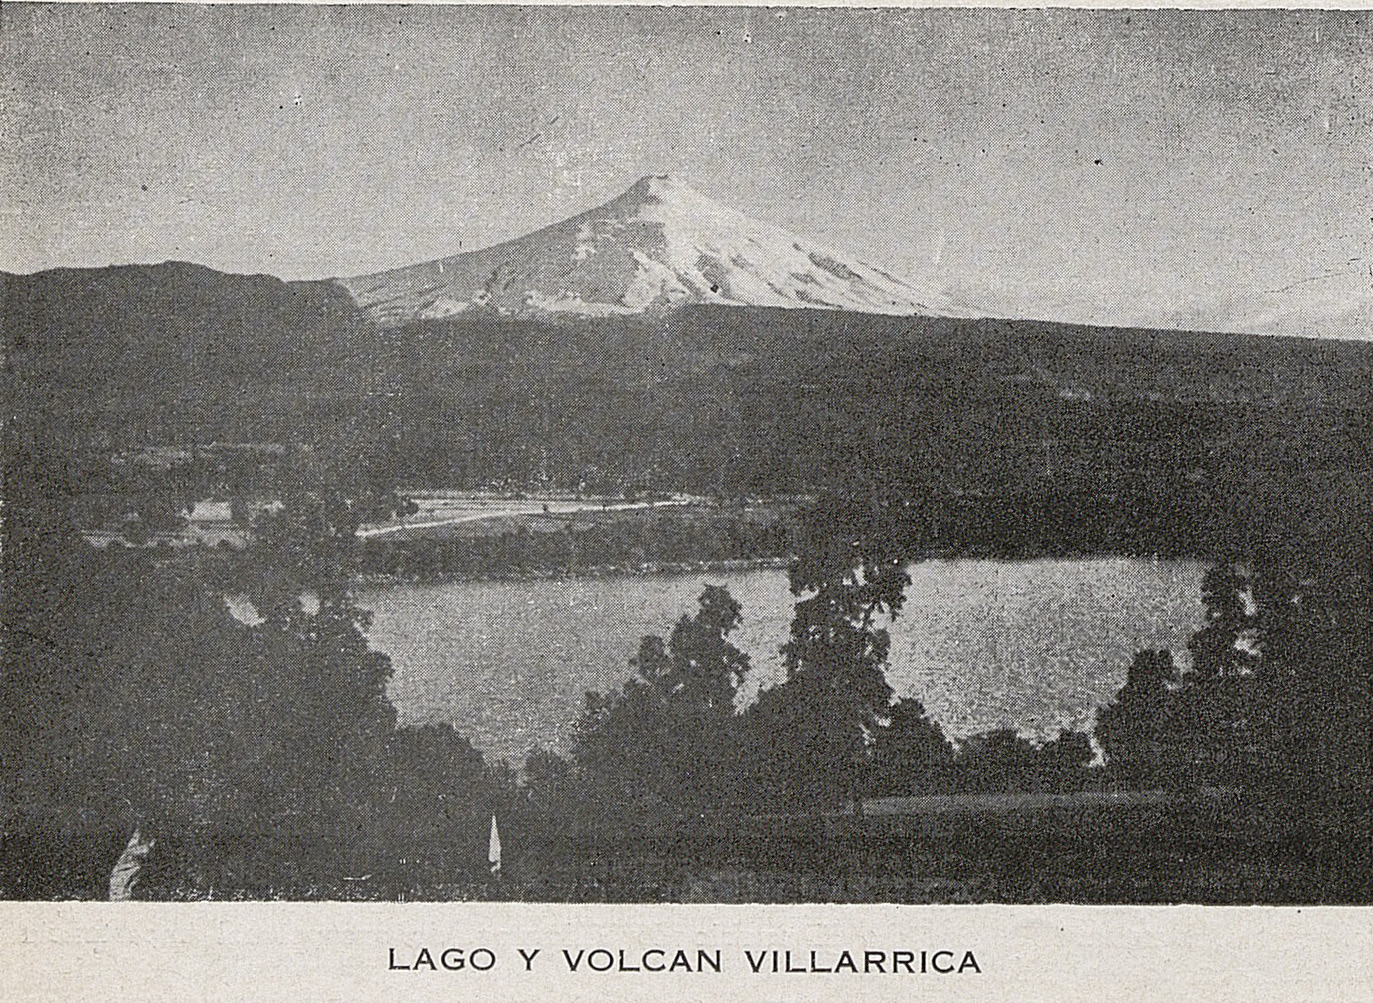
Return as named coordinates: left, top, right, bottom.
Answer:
left=336, top=175, right=964, bottom=326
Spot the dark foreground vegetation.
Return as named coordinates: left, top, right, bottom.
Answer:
left=2, top=421, right=1368, bottom=902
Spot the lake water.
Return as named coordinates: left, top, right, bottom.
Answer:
left=357, top=558, right=1205, bottom=764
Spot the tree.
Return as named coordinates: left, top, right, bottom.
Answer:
left=368, top=723, right=501, bottom=890
left=573, top=586, right=750, bottom=811
left=743, top=491, right=910, bottom=806
left=1188, top=564, right=1260, bottom=681
left=1034, top=729, right=1095, bottom=787
left=1160, top=563, right=1265, bottom=783
left=1246, top=548, right=1371, bottom=791
left=632, top=585, right=750, bottom=712
left=869, top=697, right=955, bottom=795
left=950, top=728, right=1037, bottom=792
left=1097, top=548, right=1370, bottom=793
left=173, top=480, right=398, bottom=891
left=523, top=749, right=578, bottom=818
left=1, top=440, right=400, bottom=897
left=1095, top=650, right=1182, bottom=783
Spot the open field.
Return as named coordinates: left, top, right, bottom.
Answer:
left=356, top=493, right=698, bottom=540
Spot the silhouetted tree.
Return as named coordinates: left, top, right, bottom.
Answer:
left=743, top=490, right=912, bottom=806
left=632, top=586, right=750, bottom=712
left=367, top=723, right=500, bottom=888
left=1095, top=650, right=1183, bottom=783
left=1247, top=549, right=1371, bottom=791
left=1188, top=564, right=1260, bottom=680
left=869, top=697, right=955, bottom=795
left=1034, top=729, right=1095, bottom=788
left=523, top=749, right=578, bottom=818
left=951, top=728, right=1038, bottom=792
left=1, top=440, right=401, bottom=897
left=573, top=586, right=750, bottom=811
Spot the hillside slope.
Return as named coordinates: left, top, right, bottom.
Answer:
left=5, top=263, right=1368, bottom=517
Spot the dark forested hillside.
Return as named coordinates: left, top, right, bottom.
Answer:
left=5, top=263, right=1369, bottom=528
left=2, top=263, right=362, bottom=448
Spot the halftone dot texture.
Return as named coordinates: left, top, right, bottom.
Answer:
left=4, top=7, right=1369, bottom=339
left=363, top=559, right=1206, bottom=764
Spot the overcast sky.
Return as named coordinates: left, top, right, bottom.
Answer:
left=3, top=6, right=1369, bottom=337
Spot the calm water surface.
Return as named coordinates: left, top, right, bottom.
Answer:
left=357, top=558, right=1204, bottom=763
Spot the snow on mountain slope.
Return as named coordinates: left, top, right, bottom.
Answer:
left=336, top=175, right=966, bottom=325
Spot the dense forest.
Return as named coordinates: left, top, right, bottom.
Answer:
left=6, top=264, right=1370, bottom=500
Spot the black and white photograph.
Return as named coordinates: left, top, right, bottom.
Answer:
left=2, top=2, right=1370, bottom=924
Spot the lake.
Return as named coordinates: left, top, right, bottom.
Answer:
left=357, top=558, right=1205, bottom=764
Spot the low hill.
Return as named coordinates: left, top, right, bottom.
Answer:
left=2, top=262, right=362, bottom=448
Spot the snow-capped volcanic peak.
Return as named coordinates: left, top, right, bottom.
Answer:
left=338, top=174, right=961, bottom=325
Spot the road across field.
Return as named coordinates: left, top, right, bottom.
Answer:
left=356, top=497, right=692, bottom=538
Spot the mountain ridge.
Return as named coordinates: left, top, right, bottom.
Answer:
left=335, top=175, right=968, bottom=326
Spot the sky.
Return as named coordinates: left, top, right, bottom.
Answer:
left=3, top=5, right=1370, bottom=337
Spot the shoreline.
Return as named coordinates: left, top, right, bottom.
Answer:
left=353, top=555, right=793, bottom=588
left=352, top=549, right=1205, bottom=589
